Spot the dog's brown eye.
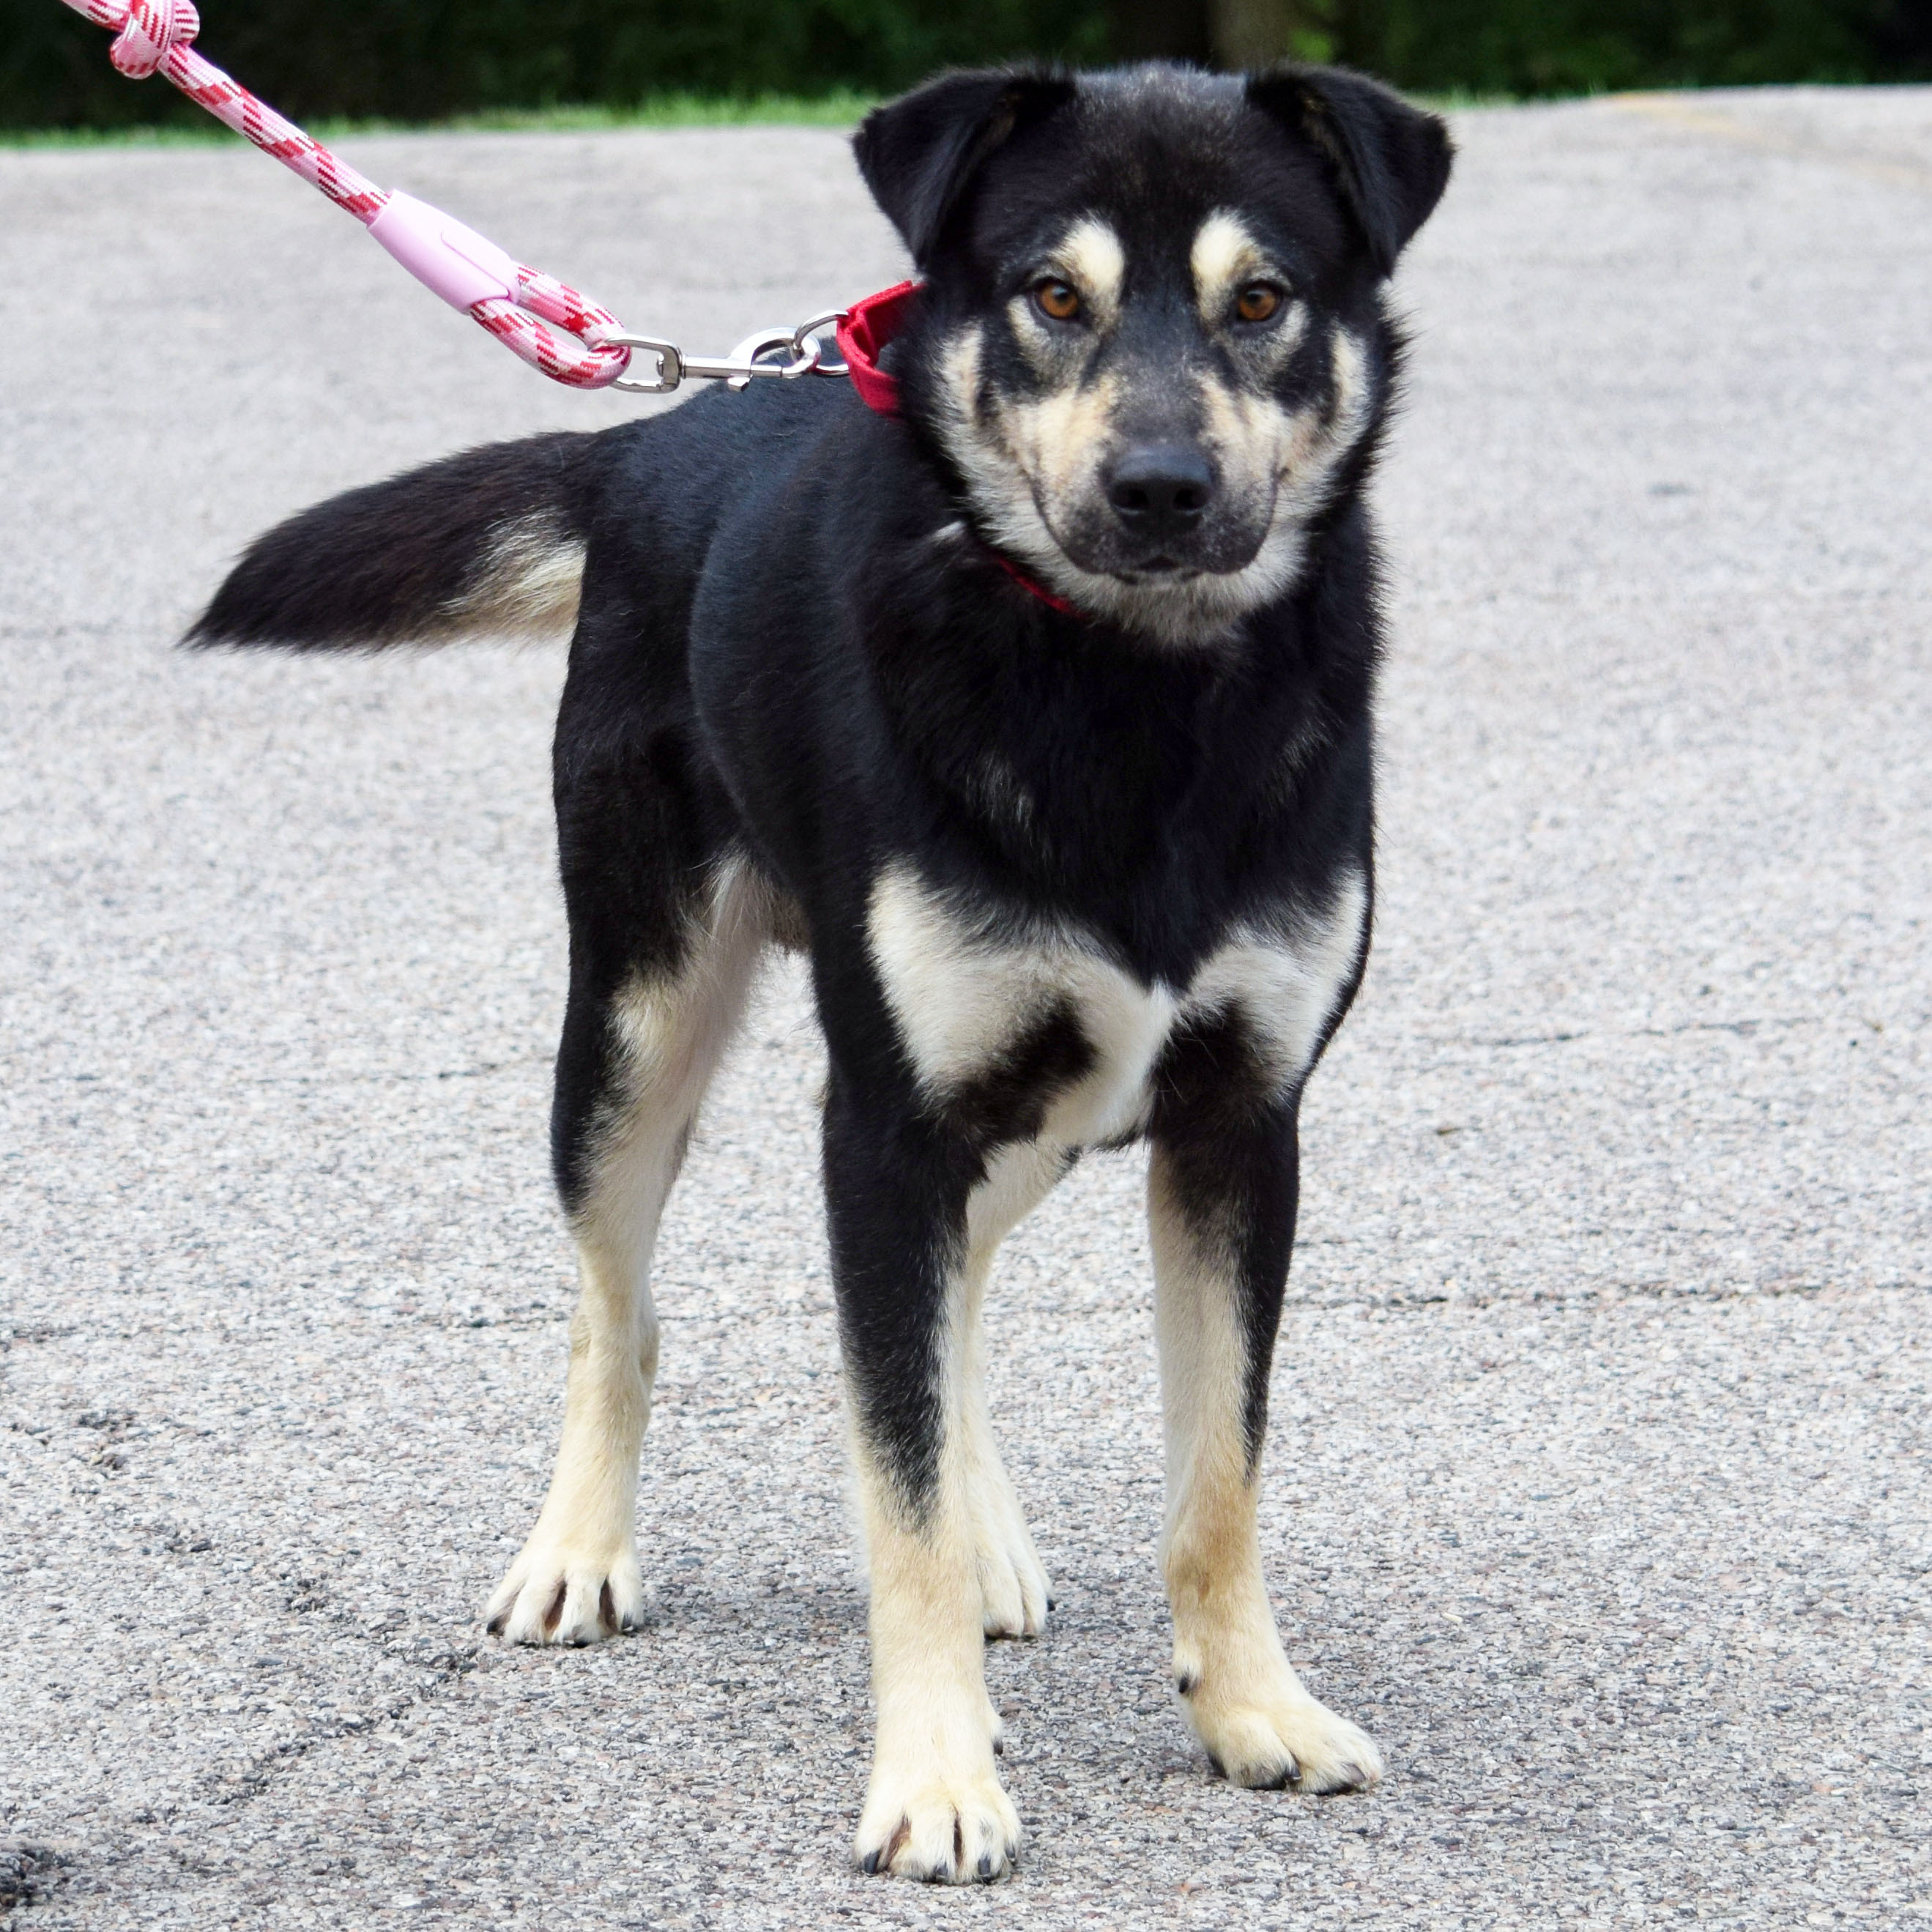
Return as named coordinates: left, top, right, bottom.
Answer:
left=1236, top=283, right=1283, bottom=324
left=1034, top=279, right=1082, bottom=323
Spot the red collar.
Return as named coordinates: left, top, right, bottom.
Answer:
left=834, top=279, right=921, bottom=417
left=989, top=550, right=1078, bottom=616
left=836, top=282, right=1078, bottom=620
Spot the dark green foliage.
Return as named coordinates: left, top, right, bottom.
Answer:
left=1334, top=0, right=1930, bottom=95
left=0, top=0, right=1108, bottom=129
left=2, top=0, right=1925, bottom=130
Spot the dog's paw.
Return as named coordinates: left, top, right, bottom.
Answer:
left=1178, top=1669, right=1383, bottom=1795
left=968, top=1463, right=1049, bottom=1640
left=974, top=1507, right=1049, bottom=1641
left=855, top=1760, right=1021, bottom=1883
left=485, top=1533, right=645, bottom=1647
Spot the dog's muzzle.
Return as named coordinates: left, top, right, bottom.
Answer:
left=1106, top=442, right=1216, bottom=552
left=1064, top=441, right=1268, bottom=579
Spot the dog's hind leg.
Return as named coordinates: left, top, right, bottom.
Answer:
left=1148, top=1074, right=1383, bottom=1794
left=486, top=851, right=770, bottom=1646
left=956, top=1143, right=1060, bottom=1640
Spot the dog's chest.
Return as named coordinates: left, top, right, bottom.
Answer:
left=866, top=864, right=1365, bottom=1144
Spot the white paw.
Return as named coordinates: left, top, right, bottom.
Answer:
left=967, top=1463, right=1049, bottom=1639
left=1178, top=1664, right=1383, bottom=1794
left=855, top=1756, right=1021, bottom=1883
left=485, top=1530, right=645, bottom=1646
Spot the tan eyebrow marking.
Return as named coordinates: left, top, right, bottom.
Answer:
left=1054, top=216, right=1126, bottom=325
left=1190, top=209, right=1266, bottom=322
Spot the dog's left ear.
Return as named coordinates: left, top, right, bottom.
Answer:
left=854, top=67, right=1078, bottom=267
left=1246, top=66, right=1452, bottom=276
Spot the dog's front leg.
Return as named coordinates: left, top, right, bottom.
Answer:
left=1149, top=1112, right=1383, bottom=1795
left=825, top=1081, right=1020, bottom=1883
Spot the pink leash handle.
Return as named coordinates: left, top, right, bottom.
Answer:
left=57, top=0, right=633, bottom=389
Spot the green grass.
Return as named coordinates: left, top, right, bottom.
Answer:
left=1412, top=87, right=1530, bottom=111
left=0, top=89, right=880, bottom=146
left=12, top=81, right=1810, bottom=147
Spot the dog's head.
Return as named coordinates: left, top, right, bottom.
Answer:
left=855, top=64, right=1451, bottom=642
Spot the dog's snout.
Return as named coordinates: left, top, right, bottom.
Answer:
left=1106, top=445, right=1216, bottom=540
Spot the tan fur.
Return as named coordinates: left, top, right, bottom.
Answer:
left=867, top=863, right=1175, bottom=1145
left=1189, top=209, right=1263, bottom=323
left=851, top=1140, right=1063, bottom=1881
left=1056, top=215, right=1127, bottom=328
left=486, top=860, right=776, bottom=1646
left=928, top=280, right=1377, bottom=646
left=991, top=368, right=1129, bottom=555
left=447, top=515, right=586, bottom=642
left=1276, top=327, right=1374, bottom=530
left=852, top=1431, right=1018, bottom=1881
left=869, top=860, right=1365, bottom=1129
left=1189, top=212, right=1318, bottom=371
left=1186, top=212, right=1310, bottom=365
left=958, top=1143, right=1060, bottom=1636
left=860, top=859, right=1375, bottom=1818
left=1150, top=1154, right=1384, bottom=1793
left=1188, top=870, right=1369, bottom=1094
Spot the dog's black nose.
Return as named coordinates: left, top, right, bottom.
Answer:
left=1106, top=445, right=1216, bottom=541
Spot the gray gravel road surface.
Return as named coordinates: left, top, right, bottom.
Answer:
left=2, top=88, right=1928, bottom=1929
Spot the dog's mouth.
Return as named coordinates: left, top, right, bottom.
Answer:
left=1049, top=527, right=1263, bottom=590
left=1026, top=480, right=1274, bottom=592
left=1033, top=507, right=1208, bottom=589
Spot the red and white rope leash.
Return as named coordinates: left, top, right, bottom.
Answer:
left=51, top=7, right=1100, bottom=613
left=61, top=0, right=631, bottom=385
left=55, top=0, right=924, bottom=409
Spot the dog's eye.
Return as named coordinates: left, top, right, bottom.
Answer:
left=1033, top=279, right=1082, bottom=323
left=1235, top=283, right=1284, bottom=324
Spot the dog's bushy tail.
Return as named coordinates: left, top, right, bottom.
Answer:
left=187, top=431, right=598, bottom=651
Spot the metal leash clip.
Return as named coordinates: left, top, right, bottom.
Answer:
left=606, top=311, right=851, bottom=395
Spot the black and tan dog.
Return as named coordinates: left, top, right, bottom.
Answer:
left=193, top=62, right=1451, bottom=1882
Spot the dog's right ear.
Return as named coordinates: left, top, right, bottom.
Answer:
left=854, top=68, right=1077, bottom=268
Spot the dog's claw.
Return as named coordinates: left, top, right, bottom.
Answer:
left=1189, top=1688, right=1383, bottom=1795
left=486, top=1535, right=646, bottom=1646
left=855, top=1779, right=1015, bottom=1884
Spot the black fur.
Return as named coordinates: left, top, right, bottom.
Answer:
left=191, top=434, right=596, bottom=650
left=1246, top=64, right=1455, bottom=276
left=192, top=60, right=1451, bottom=1854
left=195, top=57, right=1449, bottom=1502
left=852, top=68, right=1079, bottom=268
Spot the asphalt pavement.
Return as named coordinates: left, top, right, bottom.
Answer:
left=1, top=86, right=1928, bottom=1929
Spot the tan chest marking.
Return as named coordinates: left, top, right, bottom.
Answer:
left=867, top=865, right=1366, bottom=1144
